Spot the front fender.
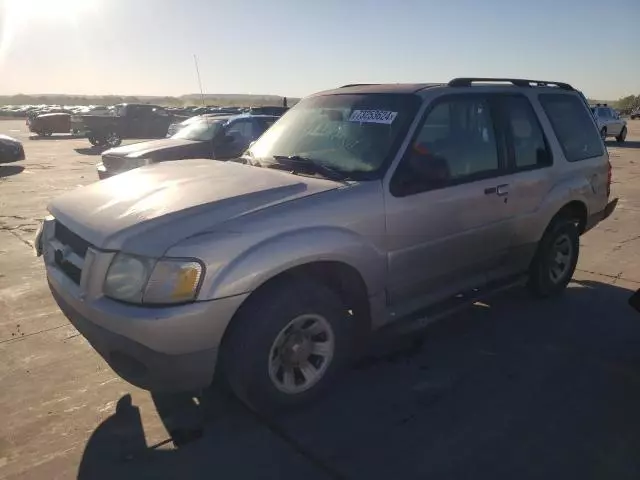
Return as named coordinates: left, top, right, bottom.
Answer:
left=200, top=227, right=386, bottom=301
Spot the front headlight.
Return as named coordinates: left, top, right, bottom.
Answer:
left=104, top=254, right=155, bottom=303
left=132, top=157, right=153, bottom=168
left=103, top=254, right=204, bottom=305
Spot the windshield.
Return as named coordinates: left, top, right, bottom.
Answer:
left=247, top=93, right=420, bottom=179
left=172, top=118, right=224, bottom=141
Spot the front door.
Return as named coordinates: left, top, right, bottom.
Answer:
left=385, top=93, right=512, bottom=306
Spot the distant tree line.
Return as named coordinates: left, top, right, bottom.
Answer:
left=0, top=93, right=298, bottom=108
left=614, top=95, right=640, bottom=114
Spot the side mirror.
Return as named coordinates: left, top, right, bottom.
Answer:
left=221, top=133, right=235, bottom=145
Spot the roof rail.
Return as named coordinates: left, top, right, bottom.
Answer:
left=448, top=77, right=574, bottom=91
left=339, top=83, right=378, bottom=88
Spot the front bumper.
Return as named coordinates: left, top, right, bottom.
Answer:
left=585, top=198, right=618, bottom=232
left=0, top=143, right=25, bottom=163
left=46, top=258, right=248, bottom=392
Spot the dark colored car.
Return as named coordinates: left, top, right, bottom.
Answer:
left=631, top=108, right=640, bottom=120
left=82, top=104, right=179, bottom=148
left=96, top=114, right=278, bottom=179
left=246, top=106, right=288, bottom=116
left=0, top=134, right=25, bottom=163
left=28, top=112, right=73, bottom=137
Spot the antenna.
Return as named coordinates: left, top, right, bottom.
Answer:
left=193, top=54, right=218, bottom=159
left=193, top=54, right=206, bottom=107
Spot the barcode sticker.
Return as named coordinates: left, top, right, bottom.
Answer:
left=348, top=110, right=398, bottom=124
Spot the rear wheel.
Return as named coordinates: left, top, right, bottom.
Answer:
left=616, top=126, right=627, bottom=143
left=222, top=277, right=351, bottom=413
left=529, top=218, right=579, bottom=297
left=88, top=136, right=103, bottom=147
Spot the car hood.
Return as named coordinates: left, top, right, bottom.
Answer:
left=103, top=138, right=201, bottom=158
left=0, top=134, right=20, bottom=145
left=48, top=160, right=342, bottom=256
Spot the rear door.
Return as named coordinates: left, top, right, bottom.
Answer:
left=384, top=93, right=513, bottom=306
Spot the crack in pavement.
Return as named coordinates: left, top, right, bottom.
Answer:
left=0, top=323, right=70, bottom=345
left=575, top=268, right=640, bottom=284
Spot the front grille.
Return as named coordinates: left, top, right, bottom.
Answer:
left=54, top=221, right=90, bottom=258
left=55, top=258, right=82, bottom=285
left=102, top=154, right=126, bottom=171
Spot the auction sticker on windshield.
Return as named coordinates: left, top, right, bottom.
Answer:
left=349, top=110, right=398, bottom=124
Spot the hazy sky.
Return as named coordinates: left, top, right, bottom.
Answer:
left=1, top=0, right=639, bottom=100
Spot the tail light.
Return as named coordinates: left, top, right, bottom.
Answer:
left=607, top=160, right=612, bottom=197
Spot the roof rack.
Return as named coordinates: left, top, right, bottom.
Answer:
left=448, top=77, right=574, bottom=91
left=339, top=83, right=378, bottom=88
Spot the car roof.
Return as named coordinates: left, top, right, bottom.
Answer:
left=316, top=83, right=444, bottom=96
left=314, top=78, right=577, bottom=98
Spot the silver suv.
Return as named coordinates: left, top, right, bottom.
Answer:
left=591, top=104, right=627, bottom=142
left=37, top=78, right=617, bottom=412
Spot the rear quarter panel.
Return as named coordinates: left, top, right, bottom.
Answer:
left=514, top=91, right=609, bottom=247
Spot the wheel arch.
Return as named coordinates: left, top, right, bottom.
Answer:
left=219, top=260, right=373, bottom=355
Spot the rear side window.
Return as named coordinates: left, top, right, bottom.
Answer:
left=539, top=94, right=604, bottom=162
left=500, top=95, right=552, bottom=170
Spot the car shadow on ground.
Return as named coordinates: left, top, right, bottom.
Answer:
left=607, top=140, right=640, bottom=149
left=0, top=165, right=25, bottom=178
left=28, top=134, right=86, bottom=141
left=74, top=147, right=108, bottom=156
left=77, top=280, right=640, bottom=480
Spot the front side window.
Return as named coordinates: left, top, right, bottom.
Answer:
left=501, top=95, right=552, bottom=169
left=247, top=93, right=421, bottom=179
left=539, top=94, right=604, bottom=162
left=226, top=119, right=253, bottom=140
left=392, top=95, right=499, bottom=195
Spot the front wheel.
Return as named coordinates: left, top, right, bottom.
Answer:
left=105, top=131, right=122, bottom=148
left=616, top=126, right=627, bottom=143
left=600, top=127, right=607, bottom=141
left=222, top=278, right=351, bottom=413
left=528, top=218, right=579, bottom=298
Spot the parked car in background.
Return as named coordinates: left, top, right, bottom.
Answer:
left=82, top=104, right=179, bottom=148
left=96, top=114, right=278, bottom=179
left=246, top=106, right=288, bottom=116
left=591, top=104, right=627, bottom=142
left=631, top=107, right=640, bottom=120
left=28, top=112, right=73, bottom=137
left=39, top=78, right=617, bottom=412
left=0, top=134, right=25, bottom=163
left=166, top=113, right=232, bottom=137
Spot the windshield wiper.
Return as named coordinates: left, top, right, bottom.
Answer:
left=271, top=155, right=349, bottom=183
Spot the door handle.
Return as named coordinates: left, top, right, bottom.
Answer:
left=484, top=187, right=497, bottom=195
left=496, top=184, right=509, bottom=196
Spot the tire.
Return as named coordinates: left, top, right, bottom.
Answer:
left=600, top=127, right=607, bottom=141
left=616, top=126, right=627, bottom=143
left=528, top=217, right=580, bottom=298
left=105, top=131, right=122, bottom=148
left=88, top=136, right=105, bottom=147
left=222, top=277, right=352, bottom=413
